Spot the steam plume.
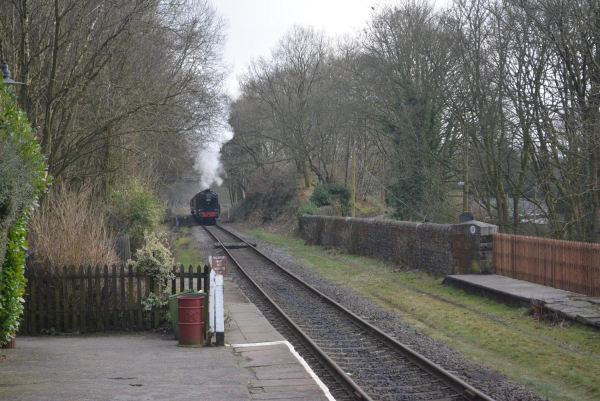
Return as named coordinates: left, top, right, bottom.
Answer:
left=195, top=130, right=234, bottom=190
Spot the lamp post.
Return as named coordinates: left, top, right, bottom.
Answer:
left=458, top=181, right=468, bottom=213
left=458, top=181, right=473, bottom=222
left=1, top=61, right=25, bottom=86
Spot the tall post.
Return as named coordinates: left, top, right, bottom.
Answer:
left=208, top=257, right=215, bottom=336
left=351, top=148, right=356, bottom=217
left=215, top=274, right=224, bottom=346
left=463, top=127, right=469, bottom=213
left=462, top=182, right=468, bottom=213
left=208, top=255, right=225, bottom=346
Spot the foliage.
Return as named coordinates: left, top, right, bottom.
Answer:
left=128, top=231, right=175, bottom=311
left=0, top=216, right=28, bottom=341
left=0, top=1, right=228, bottom=190
left=310, top=184, right=351, bottom=216
left=28, top=185, right=118, bottom=268
left=355, top=195, right=388, bottom=217
left=310, top=184, right=351, bottom=207
left=297, top=202, right=320, bottom=229
left=110, top=179, right=165, bottom=250
left=310, top=185, right=329, bottom=206
left=0, top=83, right=51, bottom=346
left=229, top=167, right=298, bottom=223
left=40, top=327, right=58, bottom=335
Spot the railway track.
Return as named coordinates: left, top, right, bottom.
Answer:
left=202, top=223, right=494, bottom=401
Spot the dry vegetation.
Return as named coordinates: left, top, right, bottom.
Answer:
left=28, top=185, right=118, bottom=268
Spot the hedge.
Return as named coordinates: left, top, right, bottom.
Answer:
left=0, top=82, right=50, bottom=345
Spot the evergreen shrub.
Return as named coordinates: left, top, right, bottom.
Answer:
left=128, top=231, right=175, bottom=311
left=310, top=183, right=351, bottom=215
left=0, top=83, right=50, bottom=345
left=310, top=183, right=351, bottom=207
left=110, top=179, right=165, bottom=250
left=310, top=185, right=329, bottom=206
left=297, top=202, right=320, bottom=229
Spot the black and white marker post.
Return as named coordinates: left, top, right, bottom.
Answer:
left=209, top=255, right=226, bottom=345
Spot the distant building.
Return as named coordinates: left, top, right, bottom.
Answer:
left=470, top=197, right=548, bottom=224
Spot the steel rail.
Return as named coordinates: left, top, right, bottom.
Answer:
left=214, top=224, right=495, bottom=401
left=210, top=223, right=495, bottom=401
left=202, top=224, right=371, bottom=401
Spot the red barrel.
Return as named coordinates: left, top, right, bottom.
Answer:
left=178, top=296, right=204, bottom=346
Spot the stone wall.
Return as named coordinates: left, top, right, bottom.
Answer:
left=300, top=216, right=454, bottom=276
left=300, top=215, right=498, bottom=276
left=451, top=221, right=497, bottom=274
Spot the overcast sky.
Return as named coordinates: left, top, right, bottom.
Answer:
left=214, top=0, right=449, bottom=98
left=197, top=0, right=448, bottom=189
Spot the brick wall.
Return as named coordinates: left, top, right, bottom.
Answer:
left=300, top=216, right=498, bottom=276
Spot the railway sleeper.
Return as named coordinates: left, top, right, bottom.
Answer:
left=333, top=355, right=399, bottom=363
left=213, top=242, right=257, bottom=249
left=207, top=224, right=492, bottom=401
left=368, top=383, right=450, bottom=392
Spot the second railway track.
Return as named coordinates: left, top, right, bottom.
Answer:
left=202, top=223, right=494, bottom=401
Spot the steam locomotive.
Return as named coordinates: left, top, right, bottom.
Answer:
left=190, top=189, right=221, bottom=225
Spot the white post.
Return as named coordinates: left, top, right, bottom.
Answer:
left=215, top=274, right=225, bottom=345
left=209, top=257, right=215, bottom=335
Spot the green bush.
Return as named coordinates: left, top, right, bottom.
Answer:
left=327, top=183, right=351, bottom=205
left=0, top=83, right=50, bottom=345
left=310, top=185, right=329, bottom=206
left=310, top=184, right=351, bottom=215
left=110, top=179, right=165, bottom=250
left=128, top=231, right=175, bottom=311
left=297, top=202, right=320, bottom=229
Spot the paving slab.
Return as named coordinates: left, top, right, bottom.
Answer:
left=0, top=332, right=252, bottom=401
left=223, top=277, right=333, bottom=401
left=0, top=275, right=332, bottom=401
left=443, top=274, right=600, bottom=330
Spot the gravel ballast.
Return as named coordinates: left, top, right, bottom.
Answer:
left=193, top=223, right=546, bottom=401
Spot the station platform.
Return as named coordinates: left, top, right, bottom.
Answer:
left=0, top=278, right=332, bottom=401
left=443, top=274, right=600, bottom=329
left=224, top=277, right=332, bottom=400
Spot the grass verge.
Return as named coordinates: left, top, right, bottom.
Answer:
left=171, top=226, right=202, bottom=268
left=246, top=229, right=600, bottom=401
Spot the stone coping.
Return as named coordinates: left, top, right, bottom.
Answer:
left=443, top=274, right=600, bottom=329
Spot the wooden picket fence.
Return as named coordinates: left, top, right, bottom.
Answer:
left=19, top=264, right=210, bottom=334
left=494, top=233, right=600, bottom=296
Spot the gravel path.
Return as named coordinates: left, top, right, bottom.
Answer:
left=216, top=223, right=546, bottom=401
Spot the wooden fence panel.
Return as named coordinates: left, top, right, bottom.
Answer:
left=18, top=264, right=209, bottom=335
left=493, top=233, right=600, bottom=296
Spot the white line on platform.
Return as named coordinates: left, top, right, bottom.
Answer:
left=229, top=340, right=335, bottom=401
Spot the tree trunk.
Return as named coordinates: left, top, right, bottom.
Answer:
left=41, top=0, right=60, bottom=160
left=19, top=0, right=31, bottom=115
left=302, top=160, right=313, bottom=188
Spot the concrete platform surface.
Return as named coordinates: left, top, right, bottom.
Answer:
left=0, top=332, right=252, bottom=401
left=0, top=277, right=332, bottom=400
left=223, top=277, right=333, bottom=401
left=444, top=274, right=600, bottom=329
